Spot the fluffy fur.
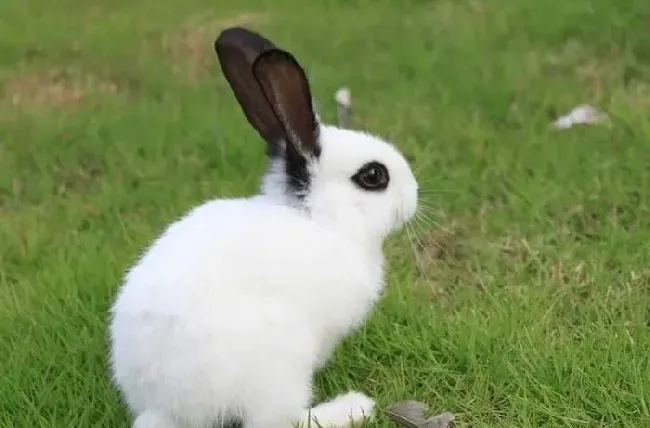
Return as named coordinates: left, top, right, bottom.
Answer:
left=108, top=27, right=418, bottom=428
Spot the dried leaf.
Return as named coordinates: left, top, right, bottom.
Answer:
left=385, top=400, right=455, bottom=428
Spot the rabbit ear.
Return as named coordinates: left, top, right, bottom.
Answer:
left=214, top=27, right=286, bottom=151
left=214, top=27, right=319, bottom=159
left=252, top=49, right=320, bottom=159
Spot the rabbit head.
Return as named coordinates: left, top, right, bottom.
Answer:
left=215, top=27, right=418, bottom=244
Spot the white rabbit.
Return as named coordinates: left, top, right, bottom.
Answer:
left=108, top=26, right=419, bottom=428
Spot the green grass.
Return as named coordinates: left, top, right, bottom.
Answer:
left=2, top=0, right=650, bottom=426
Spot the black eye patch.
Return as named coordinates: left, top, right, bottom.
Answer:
left=351, top=161, right=390, bottom=191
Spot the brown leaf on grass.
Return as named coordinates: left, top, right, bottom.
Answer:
left=160, top=12, right=268, bottom=81
left=385, top=400, right=455, bottom=428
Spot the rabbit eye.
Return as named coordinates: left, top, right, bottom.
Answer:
left=351, top=161, right=390, bottom=191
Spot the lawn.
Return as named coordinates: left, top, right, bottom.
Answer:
left=1, top=0, right=650, bottom=426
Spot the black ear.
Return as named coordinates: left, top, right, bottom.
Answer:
left=214, top=27, right=284, bottom=150
left=214, top=27, right=319, bottom=159
left=252, top=49, right=320, bottom=159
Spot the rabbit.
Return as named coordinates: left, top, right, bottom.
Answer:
left=108, top=26, right=419, bottom=428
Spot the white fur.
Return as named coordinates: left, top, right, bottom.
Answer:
left=109, top=124, right=418, bottom=428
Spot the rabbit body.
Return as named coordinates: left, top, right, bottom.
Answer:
left=110, top=193, right=383, bottom=428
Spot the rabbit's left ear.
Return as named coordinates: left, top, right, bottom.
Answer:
left=252, top=48, right=320, bottom=160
